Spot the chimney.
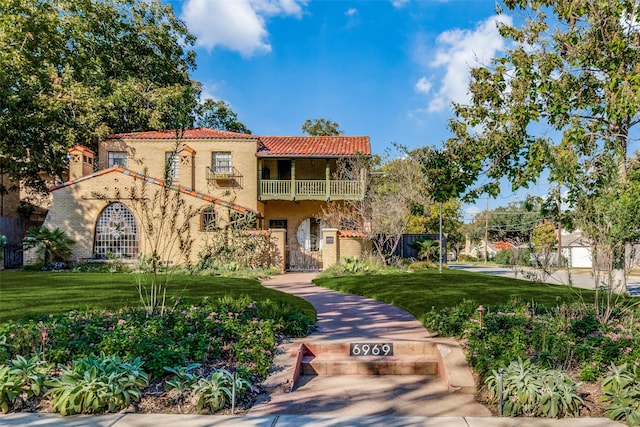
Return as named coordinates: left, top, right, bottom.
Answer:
left=68, top=145, right=95, bottom=180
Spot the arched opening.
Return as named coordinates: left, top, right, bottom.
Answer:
left=296, top=217, right=325, bottom=252
left=93, top=202, right=139, bottom=259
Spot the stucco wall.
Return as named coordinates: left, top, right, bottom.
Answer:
left=42, top=171, right=237, bottom=264
left=262, top=200, right=328, bottom=242
left=98, top=138, right=260, bottom=212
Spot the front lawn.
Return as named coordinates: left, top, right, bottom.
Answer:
left=313, top=268, right=597, bottom=318
left=0, top=271, right=315, bottom=322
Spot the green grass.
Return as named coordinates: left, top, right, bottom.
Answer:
left=0, top=271, right=316, bottom=323
left=313, top=269, right=598, bottom=321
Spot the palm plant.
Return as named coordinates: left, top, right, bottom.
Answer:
left=23, top=226, right=74, bottom=266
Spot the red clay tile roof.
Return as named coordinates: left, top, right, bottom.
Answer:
left=338, top=230, right=367, bottom=238
left=68, top=145, right=94, bottom=154
left=50, top=167, right=260, bottom=216
left=108, top=128, right=256, bottom=140
left=106, top=128, right=371, bottom=157
left=257, top=136, right=370, bottom=157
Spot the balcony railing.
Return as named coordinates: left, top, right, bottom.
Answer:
left=206, top=166, right=243, bottom=187
left=259, top=179, right=363, bottom=201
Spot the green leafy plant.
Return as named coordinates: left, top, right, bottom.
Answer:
left=601, top=363, right=640, bottom=426
left=408, top=238, right=439, bottom=261
left=193, top=368, right=250, bottom=412
left=45, top=353, right=149, bottom=415
left=0, top=355, right=50, bottom=414
left=8, top=355, right=49, bottom=399
left=0, top=365, right=20, bottom=414
left=22, top=226, right=75, bottom=266
left=485, top=358, right=583, bottom=418
left=164, top=363, right=201, bottom=404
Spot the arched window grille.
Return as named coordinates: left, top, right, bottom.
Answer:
left=93, top=203, right=139, bottom=259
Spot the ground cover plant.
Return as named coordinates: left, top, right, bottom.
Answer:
left=0, top=271, right=315, bottom=322
left=0, top=295, right=314, bottom=415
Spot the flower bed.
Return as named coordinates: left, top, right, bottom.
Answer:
left=0, top=295, right=314, bottom=415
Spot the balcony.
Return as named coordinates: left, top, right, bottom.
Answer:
left=206, top=166, right=243, bottom=187
left=259, top=179, right=363, bottom=201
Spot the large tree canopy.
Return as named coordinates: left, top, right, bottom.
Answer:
left=195, top=99, right=251, bottom=134
left=301, top=118, right=344, bottom=136
left=0, top=0, right=197, bottom=192
left=447, top=0, right=640, bottom=205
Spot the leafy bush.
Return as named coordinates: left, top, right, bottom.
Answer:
left=164, top=363, right=201, bottom=404
left=193, top=368, right=250, bottom=412
left=45, top=353, right=148, bottom=415
left=485, top=358, right=583, bottom=418
left=0, top=355, right=50, bottom=413
left=494, top=249, right=511, bottom=265
left=196, top=230, right=275, bottom=272
left=408, top=238, right=438, bottom=261
left=22, top=226, right=74, bottom=266
left=318, top=256, right=397, bottom=277
left=601, top=363, right=640, bottom=426
left=424, top=298, right=640, bottom=381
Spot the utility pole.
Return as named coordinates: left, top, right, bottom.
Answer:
left=557, top=187, right=563, bottom=267
left=439, top=202, right=443, bottom=274
left=484, top=198, right=489, bottom=264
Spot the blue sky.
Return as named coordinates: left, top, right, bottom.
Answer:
left=165, top=0, right=549, bottom=219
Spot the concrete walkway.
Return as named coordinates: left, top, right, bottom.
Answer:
left=249, top=273, right=488, bottom=418
left=0, top=272, right=623, bottom=426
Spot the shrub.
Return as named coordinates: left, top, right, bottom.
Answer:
left=318, top=256, right=397, bottom=277
left=485, top=358, right=583, bottom=418
left=45, top=353, right=149, bottom=415
left=494, top=249, right=511, bottom=265
left=1, top=296, right=313, bottom=381
left=22, top=226, right=74, bottom=266
left=601, top=363, right=640, bottom=426
left=193, top=368, right=250, bottom=412
left=0, top=355, right=50, bottom=414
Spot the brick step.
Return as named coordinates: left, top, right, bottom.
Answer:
left=301, top=341, right=438, bottom=357
left=301, top=354, right=439, bottom=376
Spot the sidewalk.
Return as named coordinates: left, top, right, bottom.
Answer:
left=0, top=272, right=624, bottom=426
left=0, top=412, right=624, bottom=426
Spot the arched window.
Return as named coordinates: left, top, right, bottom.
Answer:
left=296, top=217, right=325, bottom=251
left=201, top=207, right=217, bottom=231
left=93, top=203, right=138, bottom=259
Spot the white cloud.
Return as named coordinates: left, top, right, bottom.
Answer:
left=414, top=76, right=432, bottom=94
left=345, top=7, right=357, bottom=17
left=391, top=0, right=411, bottom=8
left=181, top=0, right=307, bottom=57
left=416, top=14, right=512, bottom=113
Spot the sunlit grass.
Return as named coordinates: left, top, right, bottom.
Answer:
left=0, top=271, right=315, bottom=322
left=313, top=268, right=598, bottom=322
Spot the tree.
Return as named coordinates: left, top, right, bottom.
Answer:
left=321, top=151, right=430, bottom=262
left=301, top=118, right=344, bottom=136
left=195, top=99, right=251, bottom=134
left=445, top=0, right=640, bottom=292
left=448, top=0, right=640, bottom=198
left=530, top=219, right=558, bottom=281
left=0, top=0, right=197, bottom=193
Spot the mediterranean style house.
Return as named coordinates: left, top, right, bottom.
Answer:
left=39, top=128, right=371, bottom=271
